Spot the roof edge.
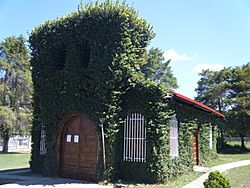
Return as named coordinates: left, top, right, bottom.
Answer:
left=171, top=92, right=225, bottom=118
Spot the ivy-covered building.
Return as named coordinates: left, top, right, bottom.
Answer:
left=170, top=92, right=224, bottom=165
left=29, top=1, right=224, bottom=183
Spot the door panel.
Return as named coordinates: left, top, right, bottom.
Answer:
left=192, top=129, right=199, bottom=165
left=61, top=118, right=80, bottom=179
left=78, top=118, right=97, bottom=181
left=60, top=116, right=98, bottom=180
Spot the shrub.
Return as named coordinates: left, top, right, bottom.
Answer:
left=204, top=171, right=231, bottom=188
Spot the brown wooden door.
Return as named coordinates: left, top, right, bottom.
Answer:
left=60, top=116, right=98, bottom=181
left=191, top=129, right=199, bottom=165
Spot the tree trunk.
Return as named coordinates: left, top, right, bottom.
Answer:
left=240, top=136, right=245, bottom=149
left=2, top=132, right=10, bottom=153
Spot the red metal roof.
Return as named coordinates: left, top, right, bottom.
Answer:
left=172, top=92, right=225, bottom=118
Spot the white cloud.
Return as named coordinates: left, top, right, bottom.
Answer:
left=163, top=49, right=194, bottom=61
left=193, top=64, right=224, bottom=73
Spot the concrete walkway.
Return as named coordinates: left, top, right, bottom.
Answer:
left=183, top=159, right=250, bottom=188
left=0, top=169, right=113, bottom=188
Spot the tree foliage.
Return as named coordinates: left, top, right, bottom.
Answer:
left=0, top=106, right=16, bottom=152
left=195, top=68, right=231, bottom=112
left=140, top=48, right=178, bottom=91
left=0, top=36, right=32, bottom=153
left=226, top=63, right=250, bottom=147
left=195, top=63, right=250, bottom=148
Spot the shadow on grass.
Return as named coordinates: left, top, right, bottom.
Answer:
left=218, top=143, right=250, bottom=154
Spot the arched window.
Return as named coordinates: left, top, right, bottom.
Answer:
left=39, top=124, right=46, bottom=155
left=64, top=40, right=90, bottom=70
left=209, top=124, right=213, bottom=149
left=81, top=41, right=90, bottom=68
left=54, top=42, right=66, bottom=71
left=170, top=115, right=179, bottom=157
left=123, top=113, right=146, bottom=162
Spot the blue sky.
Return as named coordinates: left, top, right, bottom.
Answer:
left=0, top=0, right=249, bottom=98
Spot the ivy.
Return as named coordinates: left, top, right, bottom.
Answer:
left=29, top=0, right=221, bottom=183
left=172, top=102, right=219, bottom=168
left=29, top=0, right=159, bottom=181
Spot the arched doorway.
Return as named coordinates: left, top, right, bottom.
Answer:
left=60, top=115, right=98, bottom=180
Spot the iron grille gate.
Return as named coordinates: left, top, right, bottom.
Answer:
left=123, top=113, right=146, bottom=162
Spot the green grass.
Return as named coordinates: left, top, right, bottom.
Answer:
left=206, top=153, right=250, bottom=167
left=226, top=141, right=250, bottom=149
left=164, top=171, right=203, bottom=188
left=206, top=141, right=250, bottom=167
left=0, top=152, right=30, bottom=170
left=224, top=165, right=250, bottom=188
left=121, top=171, right=203, bottom=188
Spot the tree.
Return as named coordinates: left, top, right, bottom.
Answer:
left=0, top=36, right=32, bottom=153
left=195, top=63, right=250, bottom=149
left=141, top=48, right=178, bottom=90
left=226, top=63, right=250, bottom=148
left=195, top=69, right=231, bottom=148
left=195, top=68, right=231, bottom=112
left=0, top=106, right=16, bottom=152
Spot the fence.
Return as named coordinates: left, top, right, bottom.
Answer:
left=0, top=136, right=31, bottom=152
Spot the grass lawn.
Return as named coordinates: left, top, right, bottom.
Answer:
left=205, top=141, right=250, bottom=167
left=227, top=141, right=250, bottom=149
left=163, top=171, right=203, bottom=188
left=206, top=153, right=250, bottom=167
left=122, top=171, right=203, bottom=188
left=0, top=152, right=30, bottom=170
left=224, top=165, right=250, bottom=188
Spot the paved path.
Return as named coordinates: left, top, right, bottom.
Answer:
left=183, top=159, right=250, bottom=188
left=0, top=169, right=113, bottom=188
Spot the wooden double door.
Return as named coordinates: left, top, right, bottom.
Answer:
left=60, top=116, right=98, bottom=181
left=191, top=128, right=199, bottom=165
